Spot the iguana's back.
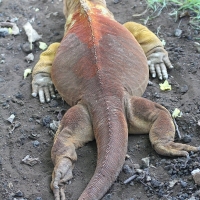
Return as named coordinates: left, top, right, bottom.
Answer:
left=52, top=6, right=148, bottom=106
left=51, top=4, right=149, bottom=199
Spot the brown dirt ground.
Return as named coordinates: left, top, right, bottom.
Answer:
left=0, top=0, right=200, bottom=199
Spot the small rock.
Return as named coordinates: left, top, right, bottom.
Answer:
left=103, top=194, right=112, bottom=200
left=28, top=133, right=38, bottom=140
left=21, top=42, right=34, bottom=53
left=198, top=120, right=200, bottom=127
left=35, top=197, right=42, bottom=200
left=180, top=85, right=188, bottom=93
left=50, top=120, right=60, bottom=131
left=14, top=190, right=24, bottom=197
left=25, top=53, right=34, bottom=63
left=174, top=29, right=182, bottom=37
left=123, top=164, right=133, bottom=175
left=180, top=180, right=187, bottom=188
left=32, top=140, right=40, bottom=147
left=0, top=28, right=9, bottom=37
left=0, top=78, right=5, bottom=82
left=187, top=35, right=192, bottom=40
left=141, top=157, right=150, bottom=168
left=194, top=42, right=200, bottom=53
left=15, top=92, right=24, bottom=100
left=0, top=59, right=5, bottom=64
left=7, top=114, right=15, bottom=123
left=191, top=168, right=200, bottom=186
left=146, top=175, right=151, bottom=181
left=113, top=0, right=120, bottom=3
left=151, top=179, right=162, bottom=188
left=135, top=169, right=143, bottom=174
left=49, top=99, right=59, bottom=107
left=182, top=135, right=192, bottom=143
left=42, top=115, right=51, bottom=127
left=148, top=80, right=153, bottom=86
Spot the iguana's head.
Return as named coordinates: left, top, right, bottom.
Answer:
left=63, top=0, right=107, bottom=18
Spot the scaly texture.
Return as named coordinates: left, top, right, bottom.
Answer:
left=32, top=0, right=200, bottom=199
left=51, top=1, right=148, bottom=199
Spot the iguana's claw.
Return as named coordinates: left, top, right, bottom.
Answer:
left=32, top=72, right=55, bottom=103
left=147, top=47, right=173, bottom=80
left=51, top=158, right=73, bottom=200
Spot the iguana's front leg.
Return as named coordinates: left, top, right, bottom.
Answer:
left=32, top=43, right=60, bottom=103
left=124, top=22, right=173, bottom=80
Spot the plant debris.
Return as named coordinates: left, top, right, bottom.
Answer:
left=24, top=68, right=32, bottom=79
left=22, top=155, right=40, bottom=166
left=159, top=80, right=172, bottom=91
left=23, top=22, right=42, bottom=49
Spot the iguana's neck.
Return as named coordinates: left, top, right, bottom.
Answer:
left=63, top=0, right=114, bottom=33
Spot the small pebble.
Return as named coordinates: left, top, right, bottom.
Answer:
left=192, top=169, right=200, bottom=186
left=182, top=135, right=192, bottom=143
left=0, top=28, right=9, bottom=37
left=151, top=179, right=161, bottom=188
left=0, top=78, right=5, bottom=82
left=35, top=197, right=42, bottom=200
left=123, top=164, right=133, bottom=175
left=103, top=194, right=112, bottom=200
left=25, top=53, right=34, bottom=63
left=21, top=42, right=34, bottom=53
left=180, top=85, right=188, bottom=94
left=32, top=140, right=40, bottom=147
left=42, top=115, right=51, bottom=127
left=174, top=29, right=182, bottom=37
left=141, top=157, right=150, bottom=168
left=15, top=92, right=24, bottom=100
left=194, top=42, right=200, bottom=53
left=180, top=180, right=187, bottom=187
left=14, top=190, right=24, bottom=197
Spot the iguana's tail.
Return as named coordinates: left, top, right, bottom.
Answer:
left=78, top=101, right=128, bottom=200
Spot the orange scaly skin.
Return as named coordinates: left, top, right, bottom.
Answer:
left=47, top=1, right=200, bottom=200
left=52, top=4, right=148, bottom=199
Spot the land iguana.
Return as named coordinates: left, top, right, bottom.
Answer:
left=31, top=0, right=200, bottom=199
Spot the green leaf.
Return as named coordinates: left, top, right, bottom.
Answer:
left=159, top=80, right=172, bottom=91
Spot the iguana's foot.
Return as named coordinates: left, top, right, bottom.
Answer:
left=153, top=141, right=200, bottom=162
left=51, top=158, right=73, bottom=200
left=32, top=73, right=55, bottom=103
left=147, top=47, right=173, bottom=80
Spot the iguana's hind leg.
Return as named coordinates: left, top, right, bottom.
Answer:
left=51, top=104, right=94, bottom=200
left=127, top=96, right=200, bottom=158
